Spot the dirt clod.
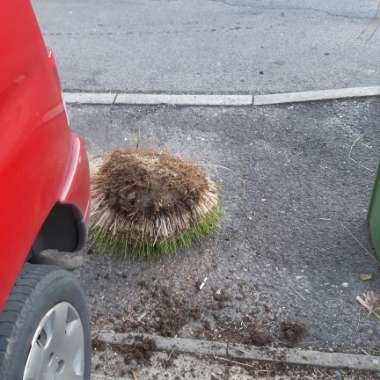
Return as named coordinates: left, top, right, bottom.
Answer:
left=213, top=288, right=231, bottom=302
left=281, top=320, right=306, bottom=345
left=245, top=328, right=273, bottom=346
left=92, top=337, right=108, bottom=352
left=112, top=336, right=156, bottom=365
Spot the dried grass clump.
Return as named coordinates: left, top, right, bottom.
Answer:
left=89, top=149, right=220, bottom=258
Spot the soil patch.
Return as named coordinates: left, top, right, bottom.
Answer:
left=92, top=280, right=306, bottom=349
left=92, top=335, right=156, bottom=366
left=94, top=283, right=201, bottom=338
left=281, top=320, right=307, bottom=345
left=201, top=314, right=273, bottom=346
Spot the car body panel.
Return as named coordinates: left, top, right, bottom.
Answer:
left=0, top=1, right=90, bottom=310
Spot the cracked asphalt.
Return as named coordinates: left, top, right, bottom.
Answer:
left=33, top=0, right=380, bottom=93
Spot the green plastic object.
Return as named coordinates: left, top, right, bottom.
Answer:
left=369, top=164, right=380, bottom=261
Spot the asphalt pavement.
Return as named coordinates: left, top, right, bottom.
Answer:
left=69, top=98, right=380, bottom=356
left=33, top=0, right=380, bottom=94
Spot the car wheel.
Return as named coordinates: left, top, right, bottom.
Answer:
left=0, top=264, right=91, bottom=380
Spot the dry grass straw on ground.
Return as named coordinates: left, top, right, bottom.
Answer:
left=89, top=149, right=220, bottom=258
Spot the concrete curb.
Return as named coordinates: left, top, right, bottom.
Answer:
left=64, top=92, right=252, bottom=106
left=64, top=92, right=116, bottom=104
left=254, top=86, right=380, bottom=105
left=63, top=87, right=380, bottom=106
left=116, top=93, right=252, bottom=106
left=97, top=332, right=380, bottom=372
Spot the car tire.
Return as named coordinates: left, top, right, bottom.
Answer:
left=0, top=264, right=91, bottom=380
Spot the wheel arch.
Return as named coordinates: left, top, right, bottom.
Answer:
left=30, top=203, right=86, bottom=257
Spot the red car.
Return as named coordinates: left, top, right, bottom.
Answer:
left=0, top=2, right=91, bottom=379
